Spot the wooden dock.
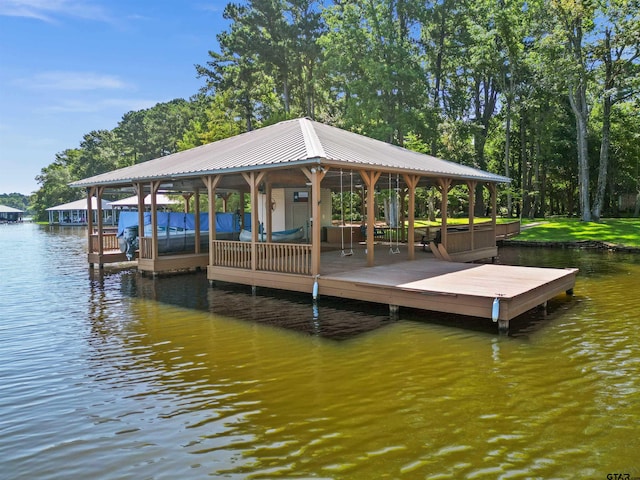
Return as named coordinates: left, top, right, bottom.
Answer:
left=205, top=243, right=578, bottom=332
left=318, top=254, right=577, bottom=331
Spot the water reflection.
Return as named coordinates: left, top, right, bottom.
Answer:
left=4, top=225, right=640, bottom=479
left=89, top=268, right=398, bottom=341
left=89, top=253, right=582, bottom=341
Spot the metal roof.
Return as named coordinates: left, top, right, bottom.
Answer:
left=109, top=194, right=179, bottom=207
left=70, top=118, right=510, bottom=189
left=0, top=205, right=24, bottom=213
left=46, top=198, right=112, bottom=211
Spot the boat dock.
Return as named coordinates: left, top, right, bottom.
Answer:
left=73, top=118, right=578, bottom=333
left=319, top=253, right=577, bottom=331
left=207, top=243, right=578, bottom=332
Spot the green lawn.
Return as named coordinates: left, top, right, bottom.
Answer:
left=514, top=218, right=640, bottom=247
left=411, top=217, right=640, bottom=248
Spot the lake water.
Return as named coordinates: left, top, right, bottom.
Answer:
left=1, top=223, right=638, bottom=479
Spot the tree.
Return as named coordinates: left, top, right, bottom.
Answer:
left=177, top=92, right=243, bottom=149
left=71, top=130, right=121, bottom=181
left=591, top=0, right=640, bottom=220
left=319, top=0, right=426, bottom=144
left=31, top=149, right=83, bottom=221
left=550, top=0, right=596, bottom=221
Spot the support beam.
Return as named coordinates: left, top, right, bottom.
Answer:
left=150, top=181, right=161, bottom=261
left=360, top=170, right=381, bottom=267
left=301, top=166, right=328, bottom=276
left=438, top=178, right=452, bottom=250
left=193, top=188, right=200, bottom=254
left=95, top=186, right=104, bottom=257
left=403, top=174, right=420, bottom=261
left=265, top=179, right=272, bottom=242
left=182, top=193, right=193, bottom=213
left=467, top=180, right=477, bottom=251
left=203, top=175, right=221, bottom=268
left=498, top=319, right=509, bottom=334
left=489, top=183, right=497, bottom=229
left=86, top=188, right=95, bottom=266
left=241, top=171, right=266, bottom=272
left=134, top=183, right=145, bottom=262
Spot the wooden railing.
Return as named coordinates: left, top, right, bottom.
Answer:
left=211, top=240, right=312, bottom=275
left=495, top=220, right=521, bottom=238
left=89, top=233, right=120, bottom=253
left=211, top=240, right=252, bottom=268
left=257, top=242, right=311, bottom=275
left=446, top=225, right=496, bottom=254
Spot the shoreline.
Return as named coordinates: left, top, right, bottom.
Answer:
left=500, top=238, right=640, bottom=253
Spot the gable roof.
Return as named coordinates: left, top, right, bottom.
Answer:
left=0, top=205, right=24, bottom=213
left=46, top=198, right=112, bottom=211
left=109, top=194, right=179, bottom=208
left=70, top=118, right=510, bottom=189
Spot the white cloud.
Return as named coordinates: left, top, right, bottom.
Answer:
left=23, top=71, right=130, bottom=91
left=0, top=0, right=111, bottom=23
left=196, top=3, right=223, bottom=14
left=41, top=97, right=157, bottom=114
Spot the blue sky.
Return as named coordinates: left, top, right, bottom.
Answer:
left=0, top=0, right=229, bottom=195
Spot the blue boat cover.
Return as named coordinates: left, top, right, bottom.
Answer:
left=117, top=211, right=251, bottom=237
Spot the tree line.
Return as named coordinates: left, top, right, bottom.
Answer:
left=29, top=0, right=639, bottom=222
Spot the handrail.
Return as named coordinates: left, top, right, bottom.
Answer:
left=211, top=240, right=252, bottom=268
left=211, top=240, right=311, bottom=275
left=89, top=233, right=120, bottom=253
left=257, top=242, right=311, bottom=275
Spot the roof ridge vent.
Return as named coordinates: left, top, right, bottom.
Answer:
left=299, top=118, right=326, bottom=159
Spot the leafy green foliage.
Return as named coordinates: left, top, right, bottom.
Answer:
left=12, top=0, right=639, bottom=227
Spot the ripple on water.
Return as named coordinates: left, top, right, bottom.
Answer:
left=1, top=226, right=640, bottom=479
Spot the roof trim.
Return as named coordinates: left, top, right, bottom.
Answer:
left=300, top=117, right=326, bottom=159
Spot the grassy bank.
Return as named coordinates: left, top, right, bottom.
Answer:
left=514, top=218, right=640, bottom=248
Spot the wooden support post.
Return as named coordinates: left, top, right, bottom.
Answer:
left=438, top=178, right=452, bottom=252
left=239, top=189, right=247, bottom=231
left=467, top=180, right=477, bottom=251
left=360, top=170, right=381, bottom=267
left=489, top=183, right=497, bottom=230
left=265, top=179, right=272, bottom=242
left=403, top=174, right=420, bottom=261
left=220, top=193, right=231, bottom=212
left=498, top=319, right=509, bottom=334
left=301, top=166, right=328, bottom=276
left=150, top=181, right=161, bottom=261
left=242, top=171, right=266, bottom=272
left=203, top=175, right=221, bottom=268
left=134, top=183, right=145, bottom=264
left=86, top=188, right=94, bottom=266
left=193, top=188, right=200, bottom=254
left=182, top=193, right=193, bottom=213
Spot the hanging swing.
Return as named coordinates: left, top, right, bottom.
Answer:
left=389, top=173, right=401, bottom=254
left=340, top=169, right=354, bottom=256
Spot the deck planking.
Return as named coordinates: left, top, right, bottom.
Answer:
left=315, top=243, right=577, bottom=325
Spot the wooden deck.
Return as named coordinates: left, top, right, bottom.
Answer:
left=207, top=242, right=578, bottom=331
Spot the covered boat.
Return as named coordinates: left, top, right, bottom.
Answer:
left=239, top=226, right=305, bottom=243
left=117, top=211, right=250, bottom=260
